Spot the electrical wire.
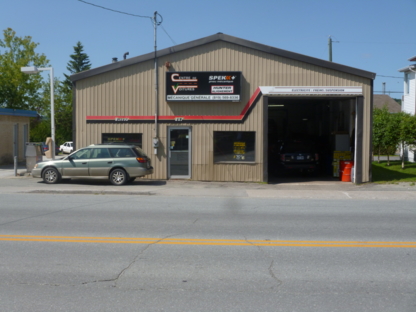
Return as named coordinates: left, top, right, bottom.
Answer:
left=77, top=0, right=152, bottom=20
left=377, top=75, right=403, bottom=79
left=77, top=0, right=178, bottom=49
left=161, top=25, right=177, bottom=46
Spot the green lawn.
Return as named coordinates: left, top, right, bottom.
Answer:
left=372, top=161, right=416, bottom=184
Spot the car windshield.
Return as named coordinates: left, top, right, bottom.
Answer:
left=282, top=142, right=314, bottom=153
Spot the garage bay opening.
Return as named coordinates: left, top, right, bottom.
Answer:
left=267, top=97, right=356, bottom=182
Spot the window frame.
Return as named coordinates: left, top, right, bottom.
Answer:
left=404, top=72, right=410, bottom=95
left=213, top=131, right=256, bottom=164
left=102, top=133, right=143, bottom=148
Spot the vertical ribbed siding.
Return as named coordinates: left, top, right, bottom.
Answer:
left=75, top=40, right=372, bottom=182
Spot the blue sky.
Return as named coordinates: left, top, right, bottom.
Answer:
left=2, top=0, right=415, bottom=98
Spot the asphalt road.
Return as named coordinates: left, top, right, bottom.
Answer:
left=0, top=191, right=415, bottom=312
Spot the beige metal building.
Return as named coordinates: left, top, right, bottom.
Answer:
left=70, top=33, right=375, bottom=183
left=0, top=108, right=36, bottom=165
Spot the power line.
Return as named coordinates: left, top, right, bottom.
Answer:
left=377, top=75, right=403, bottom=79
left=77, top=0, right=152, bottom=20
left=340, top=40, right=416, bottom=45
left=161, top=25, right=177, bottom=46
left=77, top=0, right=178, bottom=48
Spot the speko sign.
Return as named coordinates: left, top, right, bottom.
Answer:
left=166, top=72, right=242, bottom=102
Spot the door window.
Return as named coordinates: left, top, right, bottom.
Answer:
left=169, top=128, right=191, bottom=178
left=90, top=148, right=110, bottom=159
left=71, top=148, right=91, bottom=159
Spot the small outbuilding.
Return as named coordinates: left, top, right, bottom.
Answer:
left=373, top=94, right=401, bottom=113
left=0, top=108, right=37, bottom=164
left=70, top=33, right=376, bottom=183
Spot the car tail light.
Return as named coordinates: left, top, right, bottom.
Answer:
left=315, top=153, right=319, bottom=161
left=280, top=154, right=285, bottom=161
left=136, top=157, right=147, bottom=163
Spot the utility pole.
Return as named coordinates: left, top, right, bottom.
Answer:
left=153, top=11, right=162, bottom=155
left=328, top=36, right=339, bottom=62
left=328, top=36, right=332, bottom=62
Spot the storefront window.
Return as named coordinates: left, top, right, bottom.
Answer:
left=213, top=131, right=255, bottom=163
left=102, top=133, right=142, bottom=148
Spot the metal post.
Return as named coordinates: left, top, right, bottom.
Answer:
left=328, top=36, right=332, bottom=62
left=153, top=11, right=162, bottom=155
left=20, top=66, right=55, bottom=159
left=49, top=67, right=55, bottom=159
left=14, top=156, right=17, bottom=176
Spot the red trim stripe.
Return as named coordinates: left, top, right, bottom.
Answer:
left=86, top=87, right=262, bottom=122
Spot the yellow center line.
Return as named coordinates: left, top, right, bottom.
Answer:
left=0, top=235, right=415, bottom=248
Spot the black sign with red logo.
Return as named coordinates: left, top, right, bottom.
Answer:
left=166, top=71, right=242, bottom=102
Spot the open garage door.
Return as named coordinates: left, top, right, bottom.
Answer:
left=267, top=96, right=358, bottom=183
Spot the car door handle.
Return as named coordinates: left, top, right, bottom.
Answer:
left=82, top=162, right=87, bottom=164
left=107, top=161, right=113, bottom=164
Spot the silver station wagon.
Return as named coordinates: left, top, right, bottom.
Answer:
left=32, top=144, right=153, bottom=186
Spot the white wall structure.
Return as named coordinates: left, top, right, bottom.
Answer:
left=398, top=56, right=416, bottom=162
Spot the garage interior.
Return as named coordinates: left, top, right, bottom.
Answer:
left=267, top=96, right=357, bottom=181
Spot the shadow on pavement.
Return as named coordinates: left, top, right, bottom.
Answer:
left=35, top=178, right=167, bottom=186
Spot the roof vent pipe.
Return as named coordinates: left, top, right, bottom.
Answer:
left=112, top=57, right=118, bottom=63
left=123, top=52, right=129, bottom=60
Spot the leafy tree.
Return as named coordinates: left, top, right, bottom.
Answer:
left=0, top=28, right=49, bottom=111
left=397, top=112, right=416, bottom=169
left=372, top=107, right=390, bottom=163
left=383, top=111, right=401, bottom=166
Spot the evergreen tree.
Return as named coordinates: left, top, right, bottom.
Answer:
left=51, top=41, right=92, bottom=143
left=63, top=41, right=91, bottom=88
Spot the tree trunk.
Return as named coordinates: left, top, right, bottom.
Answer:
left=378, top=147, right=380, bottom=163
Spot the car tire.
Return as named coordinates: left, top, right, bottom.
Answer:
left=42, top=167, right=61, bottom=184
left=110, top=168, right=128, bottom=186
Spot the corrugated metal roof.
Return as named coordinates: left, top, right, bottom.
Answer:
left=70, top=33, right=376, bottom=82
left=0, top=108, right=38, bottom=118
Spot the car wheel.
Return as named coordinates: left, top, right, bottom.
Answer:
left=110, top=168, right=128, bottom=186
left=42, top=167, right=61, bottom=184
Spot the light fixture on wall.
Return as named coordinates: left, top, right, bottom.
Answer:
left=268, top=104, right=285, bottom=107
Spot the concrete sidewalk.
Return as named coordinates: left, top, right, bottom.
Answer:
left=0, top=163, right=27, bottom=178
left=1, top=155, right=415, bottom=199
left=1, top=170, right=416, bottom=200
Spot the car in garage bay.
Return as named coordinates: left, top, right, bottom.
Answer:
left=277, top=140, right=319, bottom=175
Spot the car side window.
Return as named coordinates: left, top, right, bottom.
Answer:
left=109, top=148, right=133, bottom=158
left=71, top=148, right=91, bottom=159
left=91, top=148, right=110, bottom=159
